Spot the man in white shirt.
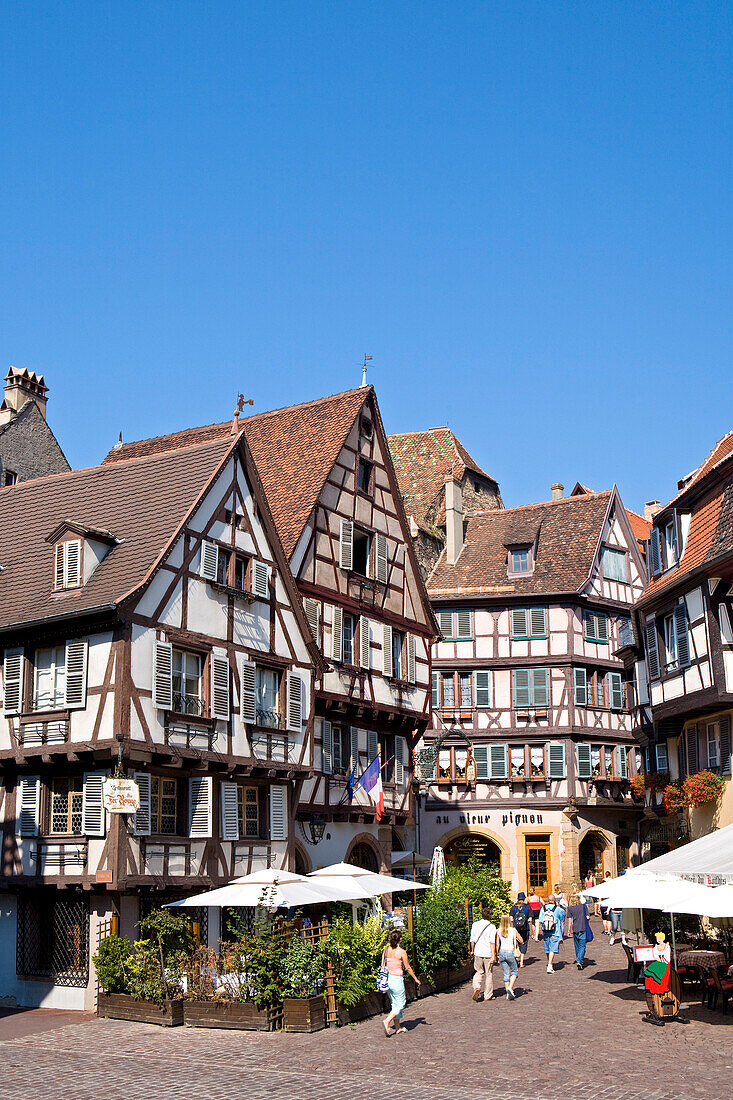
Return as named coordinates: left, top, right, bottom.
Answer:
left=469, top=907, right=497, bottom=1002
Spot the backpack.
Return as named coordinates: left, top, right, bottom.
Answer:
left=512, top=906, right=530, bottom=936
left=541, top=905, right=557, bottom=934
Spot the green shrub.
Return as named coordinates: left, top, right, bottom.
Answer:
left=439, top=858, right=512, bottom=922
left=412, top=890, right=467, bottom=979
left=325, top=915, right=387, bottom=1007
left=281, top=936, right=327, bottom=999
left=93, top=934, right=133, bottom=994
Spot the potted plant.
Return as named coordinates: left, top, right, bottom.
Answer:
left=327, top=915, right=387, bottom=1024
left=281, top=935, right=327, bottom=1032
left=183, top=929, right=286, bottom=1031
left=662, top=782, right=688, bottom=816
left=683, top=769, right=725, bottom=807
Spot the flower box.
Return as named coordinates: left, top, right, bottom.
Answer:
left=283, top=995, right=326, bottom=1033
left=336, top=991, right=385, bottom=1024
left=97, top=993, right=183, bottom=1027
left=183, top=999, right=278, bottom=1030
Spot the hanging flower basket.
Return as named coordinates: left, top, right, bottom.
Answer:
left=682, top=770, right=725, bottom=807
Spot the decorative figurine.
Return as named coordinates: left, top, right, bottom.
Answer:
left=643, top=931, right=688, bottom=1026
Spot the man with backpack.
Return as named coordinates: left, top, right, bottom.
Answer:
left=509, top=893, right=533, bottom=969
left=538, top=895, right=565, bottom=973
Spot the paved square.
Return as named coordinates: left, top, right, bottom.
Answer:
left=0, top=919, right=730, bottom=1100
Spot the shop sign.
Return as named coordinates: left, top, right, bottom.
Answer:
left=434, top=808, right=546, bottom=828
left=103, top=778, right=140, bottom=813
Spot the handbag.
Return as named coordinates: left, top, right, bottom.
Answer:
left=377, top=948, right=390, bottom=993
left=584, top=907, right=594, bottom=943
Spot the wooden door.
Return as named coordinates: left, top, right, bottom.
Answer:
left=526, top=841, right=551, bottom=899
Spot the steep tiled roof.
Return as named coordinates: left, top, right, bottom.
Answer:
left=428, top=491, right=612, bottom=597
left=0, top=437, right=233, bottom=631
left=388, top=428, right=498, bottom=527
left=626, top=508, right=651, bottom=548
left=667, top=430, right=733, bottom=508
left=103, top=388, right=369, bottom=558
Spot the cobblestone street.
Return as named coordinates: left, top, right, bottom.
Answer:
left=0, top=920, right=730, bottom=1100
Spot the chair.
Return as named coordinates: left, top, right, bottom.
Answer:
left=707, top=968, right=733, bottom=1014
left=622, top=942, right=642, bottom=983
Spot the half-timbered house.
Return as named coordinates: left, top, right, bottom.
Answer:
left=103, top=387, right=437, bottom=878
left=0, top=427, right=320, bottom=1008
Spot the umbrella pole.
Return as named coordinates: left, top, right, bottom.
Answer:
left=413, top=853, right=416, bottom=908
left=671, top=913, right=677, bottom=970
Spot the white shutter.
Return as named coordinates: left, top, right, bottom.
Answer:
left=431, top=671, right=440, bottom=708
left=64, top=640, right=88, bottom=709
left=456, top=610, right=472, bottom=639
left=375, top=533, right=388, bottom=585
left=609, top=672, right=624, bottom=711
left=395, top=736, right=406, bottom=787
left=489, top=744, right=508, bottom=779
left=576, top=744, right=593, bottom=780
left=511, top=608, right=528, bottom=638
left=359, top=617, right=371, bottom=670
left=474, top=670, right=491, bottom=708
left=574, top=668, right=587, bottom=706
left=473, top=744, right=489, bottom=780
left=152, top=641, right=173, bottom=710
left=189, top=776, right=213, bottom=838
left=239, top=659, right=256, bottom=723
left=339, top=519, right=354, bottom=571
left=16, top=775, right=40, bottom=837
left=54, top=543, right=65, bottom=590
left=65, top=540, right=81, bottom=587
left=547, top=742, right=566, bottom=779
left=82, top=771, right=106, bottom=836
left=367, top=728, right=379, bottom=763
left=252, top=561, right=270, bottom=599
left=407, top=634, right=416, bottom=683
left=269, top=784, right=287, bottom=842
left=330, top=606, right=343, bottom=662
left=437, top=611, right=453, bottom=638
left=286, top=671, right=302, bottom=732
left=530, top=607, right=547, bottom=637
left=211, top=654, right=230, bottom=721
left=133, top=772, right=151, bottom=836
left=382, top=624, right=393, bottom=677
left=2, top=649, right=24, bottom=715
left=321, top=719, right=333, bottom=774
left=304, top=598, right=321, bottom=646
left=200, top=540, right=219, bottom=581
left=350, top=726, right=359, bottom=771
left=220, top=781, right=240, bottom=841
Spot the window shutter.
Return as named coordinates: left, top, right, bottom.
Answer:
left=220, top=781, right=240, bottom=841
left=252, top=561, right=270, bottom=600
left=686, top=725, right=699, bottom=775
left=375, top=533, right=388, bottom=585
left=674, top=602, right=690, bottom=668
left=350, top=726, right=359, bottom=771
left=407, top=634, right=416, bottom=683
left=382, top=624, right=393, bottom=677
left=532, top=668, right=549, bottom=707
left=456, top=610, right=472, bottom=639
left=211, top=654, right=231, bottom=721
left=473, top=744, right=489, bottom=780
left=530, top=607, right=547, bottom=637
left=618, top=617, right=633, bottom=648
left=645, top=620, right=660, bottom=681
left=239, top=659, right=256, bottom=723
left=64, top=640, right=88, bottom=709
left=395, top=736, right=406, bottom=787
left=511, top=608, right=528, bottom=638
left=200, top=540, right=219, bottom=581
left=332, top=726, right=343, bottom=773
left=615, top=746, right=628, bottom=779
left=432, top=670, right=440, bottom=709
left=16, top=776, right=40, bottom=837
left=152, top=640, right=173, bottom=710
left=133, top=772, right=151, bottom=836
left=489, top=743, right=508, bottom=780
left=596, top=614, right=608, bottom=643
left=609, top=672, right=624, bottom=711
left=304, top=598, right=321, bottom=646
left=547, top=742, right=566, bottom=779
left=321, top=720, right=333, bottom=774
left=2, top=649, right=24, bottom=715
left=474, top=670, right=491, bottom=708
left=189, top=776, right=213, bottom=838
left=82, top=771, right=106, bottom=836
left=576, top=743, right=593, bottom=780
left=330, top=606, right=343, bottom=662
left=719, top=716, right=731, bottom=774
left=359, top=617, right=371, bottom=670
left=286, top=671, right=302, bottom=733
left=574, top=668, right=587, bottom=706
left=339, top=519, right=354, bottom=571
left=513, top=669, right=531, bottom=708
left=269, top=785, right=287, bottom=842
left=583, top=610, right=593, bottom=639
left=650, top=528, right=662, bottom=576
left=54, top=543, right=65, bottom=589
left=437, top=611, right=453, bottom=638
left=669, top=513, right=679, bottom=564
left=65, top=540, right=81, bottom=587
left=367, top=728, right=379, bottom=763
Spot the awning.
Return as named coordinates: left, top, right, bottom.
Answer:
left=627, top=823, right=733, bottom=885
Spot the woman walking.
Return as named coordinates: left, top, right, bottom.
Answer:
left=565, top=893, right=590, bottom=969
left=382, top=928, right=421, bottom=1036
left=527, top=889, right=542, bottom=941
left=495, top=914, right=523, bottom=999
left=538, top=896, right=564, bottom=973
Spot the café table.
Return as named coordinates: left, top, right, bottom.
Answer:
left=676, top=949, right=727, bottom=971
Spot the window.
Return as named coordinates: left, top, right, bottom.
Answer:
left=604, top=748, right=614, bottom=777
left=664, top=520, right=678, bottom=569
left=172, top=650, right=204, bottom=716
left=707, top=722, right=720, bottom=770
left=454, top=748, right=468, bottom=783
left=436, top=610, right=473, bottom=640
left=50, top=777, right=83, bottom=834
left=54, top=540, right=82, bottom=590
left=436, top=747, right=471, bottom=784
left=237, top=786, right=260, bottom=837
left=437, top=748, right=452, bottom=783
left=618, top=616, right=633, bottom=648
left=529, top=745, right=545, bottom=777
left=16, top=892, right=89, bottom=986
left=590, top=746, right=602, bottom=778
left=213, top=547, right=250, bottom=592
left=379, top=732, right=396, bottom=784
left=583, top=610, right=608, bottom=643
left=392, top=630, right=405, bottom=680
left=357, top=458, right=372, bottom=493
left=331, top=726, right=355, bottom=775
left=342, top=612, right=356, bottom=665
left=255, top=667, right=281, bottom=728
left=663, top=613, right=677, bottom=670
left=34, top=647, right=66, bottom=711
left=510, top=746, right=526, bottom=778
left=4, top=469, right=17, bottom=486
left=361, top=416, right=373, bottom=439
left=601, top=546, right=627, bottom=582
left=151, top=776, right=177, bottom=834
left=655, top=743, right=668, bottom=772
left=435, top=671, right=473, bottom=709
left=510, top=607, right=547, bottom=640
left=352, top=529, right=371, bottom=576
left=508, top=547, right=532, bottom=575
left=512, top=668, right=549, bottom=709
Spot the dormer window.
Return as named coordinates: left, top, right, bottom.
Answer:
left=357, top=458, right=373, bottom=493
left=54, top=539, right=82, bottom=590
left=508, top=546, right=533, bottom=577
left=361, top=416, right=373, bottom=440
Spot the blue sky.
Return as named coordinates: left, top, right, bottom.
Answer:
left=2, top=2, right=732, bottom=514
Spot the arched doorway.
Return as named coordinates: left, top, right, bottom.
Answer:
left=579, top=830, right=609, bottom=880
left=294, top=842, right=311, bottom=876
left=347, top=841, right=380, bottom=873
left=443, top=832, right=502, bottom=870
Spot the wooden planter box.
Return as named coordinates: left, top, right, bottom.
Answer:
left=336, top=990, right=385, bottom=1024
left=283, top=995, right=326, bottom=1033
left=183, top=999, right=277, bottom=1031
left=97, top=993, right=183, bottom=1027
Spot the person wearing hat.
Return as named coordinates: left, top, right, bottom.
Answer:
left=509, top=892, right=533, bottom=968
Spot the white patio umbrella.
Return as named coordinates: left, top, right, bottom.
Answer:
left=166, top=868, right=358, bottom=909
left=663, top=882, right=733, bottom=918
left=309, top=861, right=429, bottom=897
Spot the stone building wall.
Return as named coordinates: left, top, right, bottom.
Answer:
left=0, top=402, right=69, bottom=484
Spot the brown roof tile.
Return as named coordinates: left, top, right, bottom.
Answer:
left=388, top=428, right=498, bottom=527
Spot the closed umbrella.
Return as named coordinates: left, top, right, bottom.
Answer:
left=429, top=846, right=446, bottom=890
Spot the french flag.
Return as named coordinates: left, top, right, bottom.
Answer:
left=357, top=756, right=384, bottom=821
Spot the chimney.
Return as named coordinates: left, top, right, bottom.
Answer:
left=551, top=483, right=564, bottom=502
left=445, top=476, right=464, bottom=565
left=644, top=500, right=662, bottom=522
left=0, top=367, right=49, bottom=426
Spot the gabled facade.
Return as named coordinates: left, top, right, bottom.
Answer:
left=633, top=430, right=733, bottom=850
left=0, top=367, right=69, bottom=486
left=0, top=431, right=319, bottom=1009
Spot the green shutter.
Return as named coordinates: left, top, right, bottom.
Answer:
left=547, top=742, right=566, bottom=779
left=513, top=669, right=531, bottom=708
left=432, top=671, right=440, bottom=709
left=474, top=671, right=491, bottom=708
left=489, top=743, right=508, bottom=779
left=530, top=607, right=547, bottom=638
left=456, top=610, right=472, bottom=639
left=473, top=744, right=489, bottom=780
left=511, top=608, right=528, bottom=638
left=609, top=672, right=624, bottom=711
left=437, top=611, right=453, bottom=638
left=532, top=668, right=549, bottom=707
left=576, top=743, right=592, bottom=780
left=574, top=668, right=587, bottom=706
